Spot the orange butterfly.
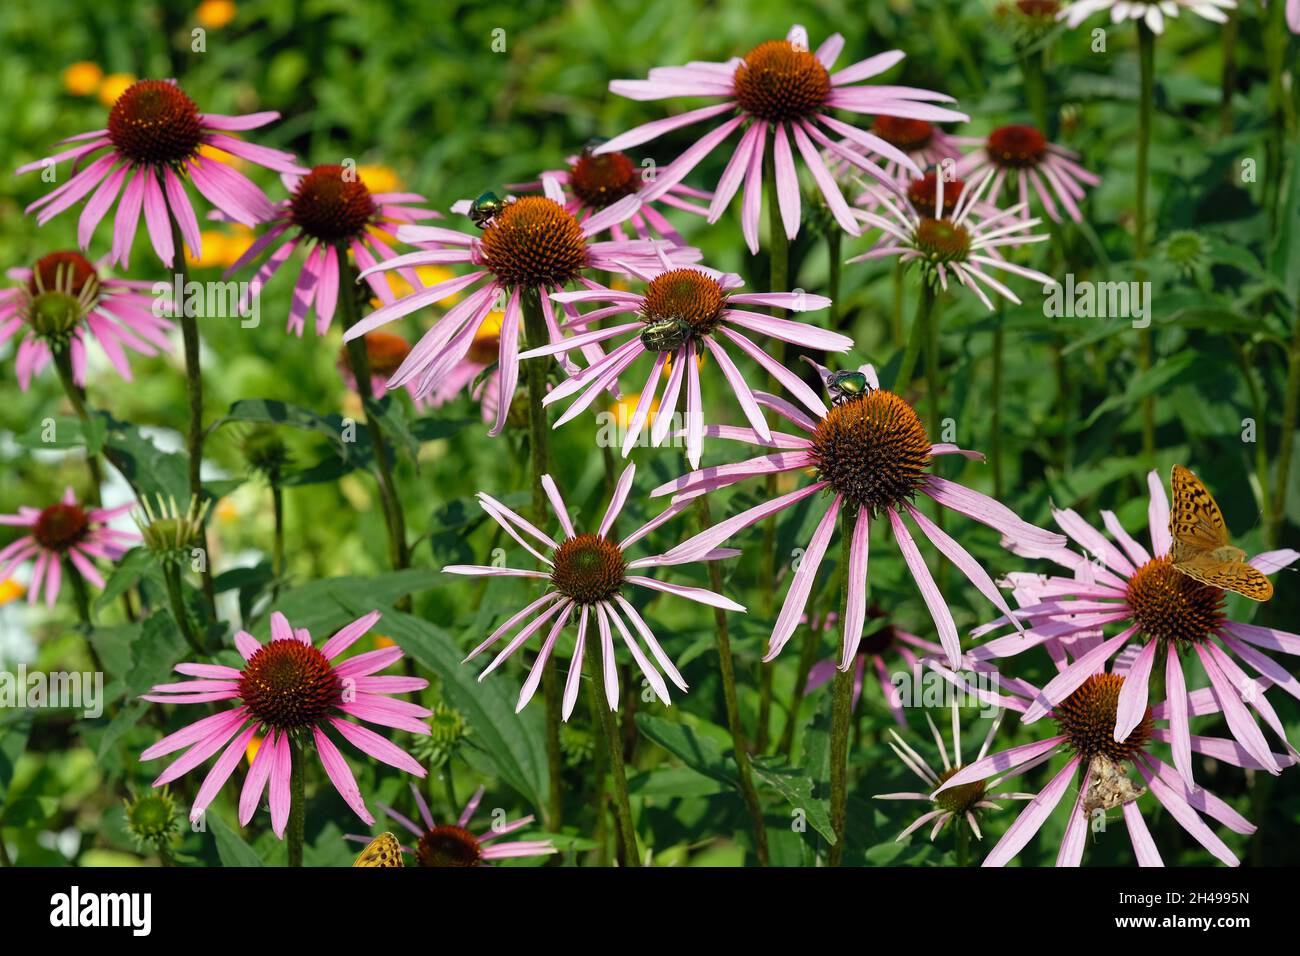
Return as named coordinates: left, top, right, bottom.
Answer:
left=1168, top=465, right=1272, bottom=601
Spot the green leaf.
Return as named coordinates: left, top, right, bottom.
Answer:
left=94, top=547, right=158, bottom=613
left=1271, top=147, right=1300, bottom=301
left=0, top=711, right=33, bottom=811
left=102, top=417, right=190, bottom=502
left=14, top=415, right=105, bottom=454
left=1082, top=351, right=1199, bottom=427
left=750, top=755, right=836, bottom=843
left=260, top=569, right=435, bottom=637
left=209, top=813, right=264, bottom=867
left=633, top=714, right=736, bottom=786
left=343, top=606, right=550, bottom=814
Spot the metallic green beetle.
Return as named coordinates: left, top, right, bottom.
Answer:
left=469, top=190, right=511, bottom=229
left=827, top=370, right=870, bottom=404
left=639, top=317, right=693, bottom=353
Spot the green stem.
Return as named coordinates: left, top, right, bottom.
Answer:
left=336, top=253, right=411, bottom=586
left=891, top=262, right=904, bottom=346
left=1234, top=338, right=1272, bottom=536
left=64, top=557, right=107, bottom=674
left=1264, top=0, right=1297, bottom=234
left=0, top=835, right=12, bottom=867
left=991, top=309, right=1005, bottom=499
left=826, top=522, right=855, bottom=867
left=827, top=226, right=843, bottom=330
left=1135, top=23, right=1156, bottom=463
left=777, top=552, right=836, bottom=758
left=955, top=819, right=970, bottom=867
left=894, top=281, right=935, bottom=396
left=287, top=735, right=305, bottom=867
left=520, top=288, right=565, bottom=832
left=443, top=760, right=458, bottom=816
left=271, top=483, right=285, bottom=595
left=1021, top=46, right=1051, bottom=137
left=162, top=561, right=204, bottom=656
left=584, top=634, right=640, bottom=866
left=166, top=210, right=217, bottom=612
left=1218, top=8, right=1239, bottom=138
left=51, top=347, right=106, bottom=505
left=694, top=493, right=770, bottom=866
left=1270, top=300, right=1300, bottom=549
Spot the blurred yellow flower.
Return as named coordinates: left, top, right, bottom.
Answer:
left=376, top=265, right=463, bottom=307
left=612, top=392, right=659, bottom=428
left=196, top=0, right=237, bottom=29
left=245, top=734, right=262, bottom=766
left=663, top=347, right=706, bottom=378
left=97, top=73, right=137, bottom=108
left=216, top=498, right=240, bottom=524
left=62, top=62, right=103, bottom=97
left=0, top=578, right=25, bottom=606
left=372, top=634, right=397, bottom=650
left=199, top=141, right=245, bottom=171
left=185, top=226, right=256, bottom=270
left=358, top=165, right=402, bottom=194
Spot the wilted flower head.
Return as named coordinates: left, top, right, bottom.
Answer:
left=956, top=125, right=1099, bottom=223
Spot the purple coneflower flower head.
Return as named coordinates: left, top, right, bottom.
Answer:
left=955, top=124, right=1099, bottom=223
left=139, top=610, right=430, bottom=836
left=225, top=164, right=441, bottom=336
left=1058, top=0, right=1235, bottom=32
left=336, top=331, right=436, bottom=411
left=600, top=24, right=967, bottom=253
left=1, top=251, right=174, bottom=389
left=929, top=663, right=1281, bottom=866
left=443, top=463, right=744, bottom=719
left=507, top=143, right=712, bottom=245
left=851, top=170, right=1054, bottom=310
left=346, top=783, right=556, bottom=866
left=522, top=263, right=843, bottom=468
left=803, top=607, right=943, bottom=725
left=344, top=178, right=699, bottom=437
left=830, top=116, right=962, bottom=187
left=16, top=79, right=300, bottom=268
left=875, top=702, right=1033, bottom=843
left=651, top=362, right=1064, bottom=670
left=971, top=469, right=1300, bottom=790
left=0, top=488, right=136, bottom=606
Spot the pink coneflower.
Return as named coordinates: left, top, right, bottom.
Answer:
left=600, top=24, right=967, bottom=252
left=443, top=463, right=743, bottom=718
left=874, top=702, right=1033, bottom=844
left=803, top=607, right=943, bottom=725
left=970, top=469, right=1299, bottom=789
left=1290, top=0, right=1300, bottom=31
left=955, top=125, right=1099, bottom=223
left=344, top=178, right=699, bottom=436
left=16, top=79, right=299, bottom=268
left=0, top=488, right=136, bottom=606
left=1057, top=0, right=1235, bottom=32
left=505, top=143, right=712, bottom=244
left=850, top=170, right=1054, bottom=310
left=425, top=315, right=504, bottom=424
left=346, top=783, right=556, bottom=866
left=831, top=117, right=962, bottom=186
left=1, top=251, right=174, bottom=389
left=930, top=664, right=1279, bottom=866
left=651, top=362, right=1064, bottom=670
left=522, top=263, right=844, bottom=468
left=225, top=165, right=440, bottom=336
left=139, top=610, right=429, bottom=836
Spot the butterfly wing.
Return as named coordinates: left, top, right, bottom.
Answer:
left=1169, top=465, right=1230, bottom=555
left=353, top=832, right=404, bottom=867
left=1170, top=551, right=1274, bottom=601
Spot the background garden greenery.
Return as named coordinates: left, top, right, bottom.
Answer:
left=0, top=0, right=1296, bottom=866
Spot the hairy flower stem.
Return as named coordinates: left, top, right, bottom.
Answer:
left=521, top=288, right=565, bottom=831
left=336, top=254, right=410, bottom=592
left=51, top=346, right=107, bottom=505
left=757, top=151, right=791, bottom=751
left=1020, top=46, right=1051, bottom=137
left=894, top=281, right=935, bottom=399
left=827, top=524, right=856, bottom=866
left=693, top=492, right=770, bottom=865
left=955, top=819, right=970, bottom=866
left=891, top=263, right=905, bottom=346
left=777, top=552, right=837, bottom=758
left=1135, top=23, right=1156, bottom=463
left=584, top=634, right=640, bottom=866
left=65, top=557, right=106, bottom=674
left=1264, top=0, right=1297, bottom=234
left=166, top=210, right=217, bottom=612
left=162, top=561, right=204, bottom=657
left=287, top=736, right=305, bottom=867
left=991, top=308, right=1006, bottom=499
left=271, top=483, right=285, bottom=599
left=1270, top=299, right=1300, bottom=549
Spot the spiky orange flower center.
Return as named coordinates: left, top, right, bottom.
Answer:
left=1126, top=555, right=1225, bottom=647
left=340, top=331, right=411, bottom=380
left=107, top=80, right=204, bottom=166
left=33, top=503, right=90, bottom=551
left=480, top=196, right=588, bottom=288
left=986, top=124, right=1048, bottom=169
left=290, top=165, right=378, bottom=243
left=550, top=533, right=627, bottom=605
left=914, top=218, right=972, bottom=263
left=238, top=639, right=341, bottom=730
left=908, top=173, right=965, bottom=218
left=810, top=390, right=930, bottom=516
left=640, top=269, right=726, bottom=335
left=570, top=150, right=639, bottom=208
left=416, top=825, right=482, bottom=867
left=934, top=766, right=988, bottom=814
left=873, top=116, right=935, bottom=152
left=1053, top=674, right=1152, bottom=763
left=733, top=40, right=831, bottom=123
